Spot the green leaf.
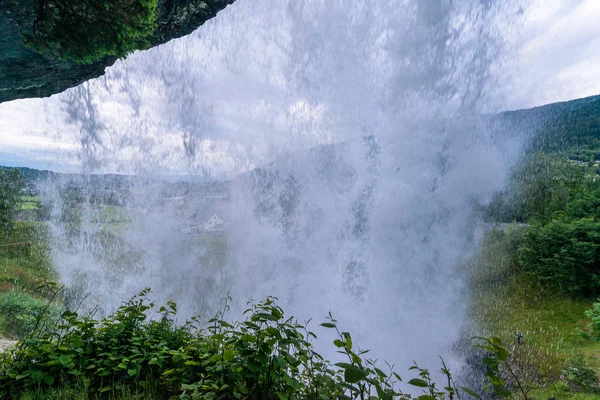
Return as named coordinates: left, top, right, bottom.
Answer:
left=343, top=332, right=353, bottom=350
left=492, top=386, right=512, bottom=398
left=460, top=386, right=481, bottom=399
left=333, top=339, right=345, bottom=348
left=59, top=355, right=72, bottom=365
left=223, top=349, right=235, bottom=361
left=285, top=353, right=298, bottom=366
left=495, top=346, right=510, bottom=361
left=277, top=392, right=288, bottom=400
left=320, top=323, right=336, bottom=328
left=43, top=375, right=55, bottom=385
left=408, top=378, right=429, bottom=388
left=343, top=365, right=368, bottom=383
left=128, top=369, right=137, bottom=377
left=374, top=368, right=387, bottom=379
left=284, top=375, right=300, bottom=389
left=15, top=373, right=31, bottom=380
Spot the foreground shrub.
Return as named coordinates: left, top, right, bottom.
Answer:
left=0, top=289, right=516, bottom=399
left=27, top=0, right=158, bottom=64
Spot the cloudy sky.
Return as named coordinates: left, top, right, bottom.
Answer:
left=0, top=0, right=599, bottom=177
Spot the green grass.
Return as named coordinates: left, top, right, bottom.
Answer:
left=17, top=380, right=158, bottom=400
left=0, top=221, right=56, bottom=293
left=89, top=205, right=129, bottom=224
left=19, top=196, right=41, bottom=211
left=18, top=387, right=157, bottom=399
left=0, top=291, right=64, bottom=339
left=470, top=227, right=600, bottom=394
left=530, top=388, right=600, bottom=400
left=0, top=222, right=56, bottom=338
left=81, top=221, right=130, bottom=235
left=80, top=205, right=131, bottom=235
left=473, top=274, right=599, bottom=376
left=195, top=234, right=228, bottom=269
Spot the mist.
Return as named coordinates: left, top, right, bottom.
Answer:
left=36, top=0, right=531, bottom=378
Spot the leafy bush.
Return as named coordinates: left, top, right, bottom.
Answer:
left=565, top=180, right=600, bottom=220
left=584, top=300, right=600, bottom=340
left=0, top=289, right=514, bottom=399
left=27, top=0, right=158, bottom=64
left=0, top=292, right=63, bottom=339
left=549, top=380, right=571, bottom=399
left=562, top=356, right=600, bottom=394
left=518, top=219, right=600, bottom=297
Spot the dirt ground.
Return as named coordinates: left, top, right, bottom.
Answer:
left=0, top=337, right=16, bottom=352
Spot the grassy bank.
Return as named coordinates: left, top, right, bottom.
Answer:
left=0, top=221, right=57, bottom=339
left=470, top=227, right=600, bottom=399
left=0, top=221, right=54, bottom=295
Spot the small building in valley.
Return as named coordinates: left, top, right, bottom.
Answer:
left=204, top=214, right=224, bottom=231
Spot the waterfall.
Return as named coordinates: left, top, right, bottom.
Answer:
left=34, top=0, right=529, bottom=377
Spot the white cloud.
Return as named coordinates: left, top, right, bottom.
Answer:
left=503, top=0, right=600, bottom=109
left=0, top=98, right=80, bottom=165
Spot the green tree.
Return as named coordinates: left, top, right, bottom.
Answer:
left=0, top=169, right=25, bottom=229
left=565, top=179, right=600, bottom=220
left=486, top=153, right=582, bottom=223
left=519, top=218, right=600, bottom=296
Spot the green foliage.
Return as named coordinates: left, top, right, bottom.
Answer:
left=564, top=180, right=600, bottom=220
left=0, top=290, right=502, bottom=399
left=527, top=95, right=600, bottom=159
left=473, top=336, right=521, bottom=398
left=470, top=233, right=600, bottom=386
left=584, top=300, right=600, bottom=340
left=550, top=380, right=572, bottom=399
left=0, top=169, right=25, bottom=229
left=519, top=219, right=600, bottom=297
left=27, top=0, right=158, bottom=64
left=485, top=153, right=583, bottom=223
left=19, top=196, right=41, bottom=211
left=562, top=356, right=600, bottom=394
left=0, top=292, right=63, bottom=339
left=485, top=151, right=600, bottom=298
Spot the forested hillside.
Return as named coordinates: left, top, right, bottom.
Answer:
left=472, top=95, right=600, bottom=399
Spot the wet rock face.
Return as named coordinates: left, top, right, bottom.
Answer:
left=0, top=0, right=234, bottom=103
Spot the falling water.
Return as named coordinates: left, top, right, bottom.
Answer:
left=33, top=0, right=529, bottom=378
